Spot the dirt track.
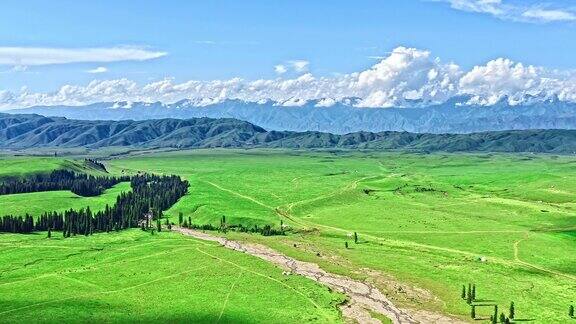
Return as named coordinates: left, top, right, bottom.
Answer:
left=176, top=227, right=422, bottom=324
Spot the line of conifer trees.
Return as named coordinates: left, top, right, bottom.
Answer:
left=0, top=173, right=189, bottom=235
left=179, top=214, right=286, bottom=236
left=0, top=169, right=130, bottom=197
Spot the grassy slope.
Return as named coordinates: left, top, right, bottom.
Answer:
left=0, top=156, right=111, bottom=179
left=0, top=156, right=130, bottom=218
left=0, top=157, right=67, bottom=179
left=0, top=182, right=131, bottom=217
left=107, top=149, right=576, bottom=322
left=0, top=230, right=344, bottom=323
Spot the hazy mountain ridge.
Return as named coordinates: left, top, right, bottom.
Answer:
left=7, top=98, right=576, bottom=134
left=1, top=113, right=575, bottom=154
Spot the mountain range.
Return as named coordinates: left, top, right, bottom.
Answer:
left=7, top=98, right=576, bottom=134
left=1, top=113, right=575, bottom=154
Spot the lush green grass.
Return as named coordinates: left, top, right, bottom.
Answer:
left=0, top=155, right=115, bottom=180
left=106, top=149, right=576, bottom=322
left=0, top=182, right=131, bottom=218
left=0, top=157, right=67, bottom=179
left=0, top=156, right=130, bottom=219
left=0, top=230, right=344, bottom=323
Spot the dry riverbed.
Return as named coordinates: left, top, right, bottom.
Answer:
left=175, top=227, right=464, bottom=324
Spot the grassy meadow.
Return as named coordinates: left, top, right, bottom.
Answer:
left=0, top=156, right=105, bottom=179
left=0, top=156, right=67, bottom=179
left=0, top=150, right=574, bottom=322
left=0, top=182, right=131, bottom=218
left=0, top=230, right=344, bottom=323
left=0, top=157, right=130, bottom=218
left=105, top=149, right=576, bottom=322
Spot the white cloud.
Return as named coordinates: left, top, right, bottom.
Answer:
left=290, top=60, right=309, bottom=73
left=0, top=65, right=29, bottom=74
left=436, top=0, right=576, bottom=23
left=459, top=58, right=576, bottom=105
left=11, top=65, right=29, bottom=72
left=521, top=8, right=576, bottom=22
left=2, top=46, right=576, bottom=109
left=274, top=60, right=310, bottom=75
left=86, top=66, right=108, bottom=74
left=0, top=90, right=13, bottom=103
left=274, top=64, right=288, bottom=74
left=446, top=0, right=505, bottom=16
left=0, top=46, right=166, bottom=66
left=353, top=47, right=461, bottom=107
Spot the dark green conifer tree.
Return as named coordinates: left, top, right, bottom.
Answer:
left=461, top=285, right=466, bottom=299
left=466, top=284, right=473, bottom=305
left=471, top=305, right=476, bottom=319
left=509, top=302, right=515, bottom=319
left=354, top=232, right=358, bottom=244
left=493, top=305, right=498, bottom=323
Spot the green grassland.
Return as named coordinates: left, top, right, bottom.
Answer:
left=0, top=156, right=106, bottom=179
left=0, top=156, right=130, bottom=219
left=105, top=149, right=576, bottom=322
left=0, top=230, right=344, bottom=323
left=1, top=150, right=574, bottom=322
left=0, top=157, right=67, bottom=179
left=0, top=182, right=131, bottom=217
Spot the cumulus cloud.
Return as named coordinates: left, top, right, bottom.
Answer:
left=86, top=66, right=108, bottom=74
left=0, top=46, right=166, bottom=66
left=2, top=46, right=576, bottom=109
left=459, top=58, right=576, bottom=105
left=353, top=47, right=461, bottom=107
left=436, top=0, right=576, bottom=23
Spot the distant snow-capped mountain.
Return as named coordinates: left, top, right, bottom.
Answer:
left=5, top=98, right=576, bottom=134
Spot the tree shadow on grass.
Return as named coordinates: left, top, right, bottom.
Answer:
left=473, top=299, right=495, bottom=303
left=472, top=302, right=496, bottom=306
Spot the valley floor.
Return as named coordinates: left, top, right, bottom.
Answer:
left=106, top=149, right=576, bottom=322
left=1, top=149, right=574, bottom=323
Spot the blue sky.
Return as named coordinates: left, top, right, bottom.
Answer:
left=1, top=0, right=576, bottom=108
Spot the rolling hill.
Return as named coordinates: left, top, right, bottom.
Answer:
left=1, top=113, right=575, bottom=153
